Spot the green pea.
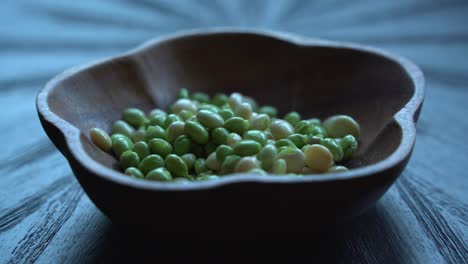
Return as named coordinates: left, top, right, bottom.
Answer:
left=173, top=135, right=192, bottom=155
left=224, top=117, right=249, bottom=134
left=148, top=138, right=173, bottom=158
left=270, top=120, right=294, bottom=140
left=123, top=108, right=146, bottom=127
left=275, top=139, right=296, bottom=149
left=167, top=121, right=185, bottom=142
left=132, top=141, right=150, bottom=160
left=212, top=93, right=228, bottom=106
left=243, top=130, right=268, bottom=146
left=309, top=135, right=324, bottom=145
left=277, top=146, right=288, bottom=153
left=234, top=102, right=253, bottom=120
left=138, top=154, right=164, bottom=175
left=194, top=158, right=208, bottom=175
left=284, top=112, right=301, bottom=127
left=191, top=92, right=210, bottom=103
left=198, top=104, right=219, bottom=113
left=144, top=125, right=167, bottom=141
left=90, top=128, right=112, bottom=152
left=277, top=147, right=305, bottom=173
left=197, top=175, right=220, bottom=181
left=120, top=150, right=140, bottom=169
left=112, top=120, right=135, bottom=138
left=110, top=133, right=132, bottom=144
left=131, top=128, right=146, bottom=143
left=164, top=114, right=182, bottom=128
left=336, top=135, right=358, bottom=161
left=288, top=134, right=308, bottom=148
left=323, top=115, right=360, bottom=139
left=233, top=140, right=261, bottom=156
left=177, top=88, right=189, bottom=99
left=146, top=167, right=173, bottom=182
left=218, top=109, right=234, bottom=120
left=178, top=110, right=194, bottom=121
left=257, top=144, right=277, bottom=170
left=112, top=137, right=134, bottom=158
left=271, top=159, right=287, bottom=174
left=258, top=106, right=278, bottom=118
left=148, top=114, right=166, bottom=127
left=311, top=125, right=328, bottom=137
left=309, top=118, right=321, bottom=126
left=204, top=142, right=218, bottom=156
left=249, top=168, right=267, bottom=175
left=184, top=121, right=209, bottom=144
left=228, top=93, right=243, bottom=109
left=124, top=167, right=144, bottom=179
left=181, top=153, right=196, bottom=170
left=212, top=127, right=230, bottom=145
left=165, top=154, right=189, bottom=178
left=216, top=145, right=234, bottom=163
left=148, top=109, right=166, bottom=118
left=294, top=120, right=311, bottom=135
left=320, top=138, right=344, bottom=161
left=250, top=113, right=270, bottom=131
left=190, top=144, right=205, bottom=157
left=220, top=155, right=241, bottom=175
left=243, top=96, right=258, bottom=111
left=172, top=177, right=191, bottom=183
left=197, top=110, right=224, bottom=128
left=234, top=156, right=259, bottom=173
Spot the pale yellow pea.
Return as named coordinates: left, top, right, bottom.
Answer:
left=172, top=99, right=197, bottom=114
left=303, top=144, right=334, bottom=172
left=90, top=128, right=112, bottom=152
left=235, top=102, right=253, bottom=120
left=206, top=152, right=221, bottom=171
left=270, top=120, right=294, bottom=140
left=234, top=156, right=259, bottom=173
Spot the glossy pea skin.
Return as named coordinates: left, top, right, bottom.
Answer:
left=146, top=167, right=173, bottom=182
left=172, top=177, right=191, bottom=184
left=196, top=110, right=224, bottom=128
left=194, top=158, right=208, bottom=174
left=172, top=99, right=197, bottom=114
left=257, top=144, right=277, bottom=170
left=148, top=109, right=166, bottom=118
left=226, top=133, right=242, bottom=147
left=112, top=137, right=134, bottom=158
left=132, top=141, right=150, bottom=160
left=328, top=165, right=349, bottom=173
left=139, top=154, right=165, bottom=175
left=112, top=120, right=135, bottom=138
left=275, top=139, right=296, bottom=149
left=212, top=127, right=230, bottom=145
left=320, top=138, right=344, bottom=162
left=178, top=110, right=194, bottom=121
left=145, top=125, right=167, bottom=142
left=110, top=133, right=132, bottom=144
left=258, top=106, right=278, bottom=118
left=164, top=114, right=182, bottom=128
left=216, top=145, right=234, bottom=163
left=197, top=175, right=220, bottom=181
left=220, top=155, right=241, bottom=175
left=270, top=120, right=294, bottom=140
left=165, top=154, right=189, bottom=178
left=277, top=147, right=305, bottom=173
left=271, top=159, right=287, bottom=174
left=167, top=121, right=185, bottom=142
left=294, top=120, right=311, bottom=135
left=218, top=109, right=234, bottom=120
left=242, top=96, right=258, bottom=111
left=148, top=138, right=173, bottom=158
left=173, top=135, right=192, bottom=155
left=184, top=121, right=209, bottom=144
left=234, top=156, right=259, bottom=173
left=198, top=104, right=219, bottom=113
left=303, top=144, right=334, bottom=173
left=250, top=113, right=270, bottom=131
left=148, top=114, right=166, bottom=127
left=181, top=153, right=196, bottom=170
left=124, top=167, right=144, bottom=179
left=284, top=112, right=301, bottom=127
left=123, top=108, right=146, bottom=127
left=233, top=140, right=262, bottom=156
left=224, top=117, right=249, bottom=135
left=243, top=130, right=268, bottom=146
left=206, top=152, right=221, bottom=171
left=120, top=150, right=140, bottom=169
left=322, top=115, right=360, bottom=139
left=177, top=88, right=189, bottom=99
left=212, top=93, right=228, bottom=106
left=228, top=93, right=243, bottom=109
left=288, top=134, right=308, bottom=148
left=90, top=128, right=112, bottom=152
left=336, top=135, right=358, bottom=161
left=234, top=102, right=253, bottom=120
left=131, top=128, right=146, bottom=143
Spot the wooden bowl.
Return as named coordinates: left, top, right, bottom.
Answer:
left=37, top=29, right=424, bottom=234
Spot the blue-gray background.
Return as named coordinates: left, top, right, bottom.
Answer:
left=1, top=1, right=467, bottom=263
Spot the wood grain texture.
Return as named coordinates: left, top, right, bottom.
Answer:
left=0, top=0, right=467, bottom=263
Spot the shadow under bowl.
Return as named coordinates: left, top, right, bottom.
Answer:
left=37, top=29, right=424, bottom=234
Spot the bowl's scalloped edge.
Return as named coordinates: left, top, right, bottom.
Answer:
left=36, top=28, right=425, bottom=191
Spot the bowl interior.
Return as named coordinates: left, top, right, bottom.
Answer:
left=47, top=33, right=414, bottom=172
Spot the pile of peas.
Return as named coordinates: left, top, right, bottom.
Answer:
left=90, top=89, right=360, bottom=183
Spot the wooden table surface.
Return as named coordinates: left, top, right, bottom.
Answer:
left=1, top=1, right=467, bottom=263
